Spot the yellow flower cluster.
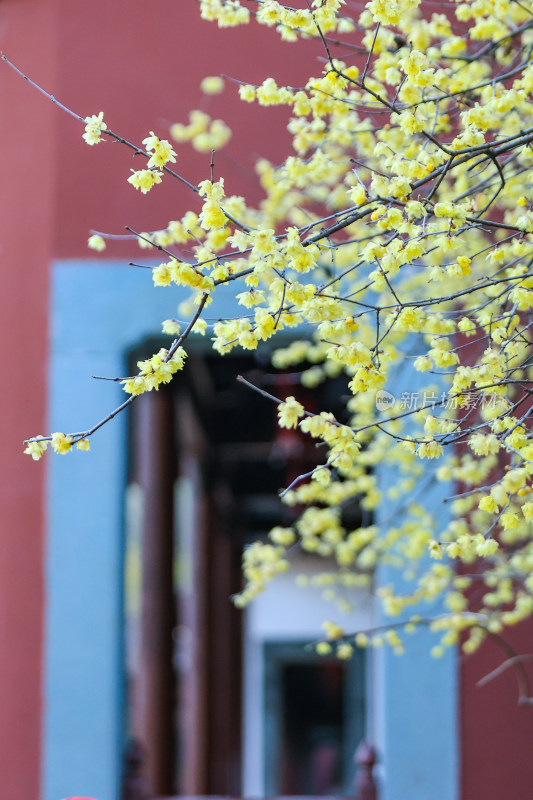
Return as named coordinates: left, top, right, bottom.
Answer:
left=142, top=131, right=177, bottom=168
left=122, top=347, right=187, bottom=395
left=170, top=110, right=231, bottom=153
left=29, top=0, right=533, bottom=661
left=24, top=434, right=90, bottom=460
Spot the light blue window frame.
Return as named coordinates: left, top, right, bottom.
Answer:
left=44, top=260, right=458, bottom=800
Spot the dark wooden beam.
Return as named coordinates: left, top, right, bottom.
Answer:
left=131, top=389, right=176, bottom=796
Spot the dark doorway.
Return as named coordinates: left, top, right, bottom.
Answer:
left=122, top=347, right=367, bottom=798
left=264, top=641, right=365, bottom=796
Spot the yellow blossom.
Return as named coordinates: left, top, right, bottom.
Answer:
left=201, top=75, right=225, bottom=94
left=87, top=234, right=106, bottom=251
left=278, top=396, right=305, bottom=429
left=83, top=111, right=106, bottom=145
left=127, top=169, right=163, bottom=194
left=51, top=432, right=74, bottom=455
left=142, top=131, right=177, bottom=168
left=24, top=438, right=49, bottom=460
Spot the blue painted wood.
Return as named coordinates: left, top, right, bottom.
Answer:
left=44, top=261, right=240, bottom=800
left=43, top=260, right=458, bottom=800
left=374, top=350, right=459, bottom=800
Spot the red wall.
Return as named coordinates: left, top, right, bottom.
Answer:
left=0, top=1, right=316, bottom=796
left=461, top=621, right=533, bottom=799
left=53, top=0, right=319, bottom=259
left=0, top=1, right=57, bottom=797
left=2, top=1, right=533, bottom=797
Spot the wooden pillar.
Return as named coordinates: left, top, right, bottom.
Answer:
left=174, top=393, right=209, bottom=795
left=355, top=741, right=378, bottom=800
left=122, top=738, right=151, bottom=800
left=132, top=389, right=176, bottom=795
left=206, top=484, right=243, bottom=794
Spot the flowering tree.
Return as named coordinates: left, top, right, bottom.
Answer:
left=11, top=0, right=533, bottom=679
